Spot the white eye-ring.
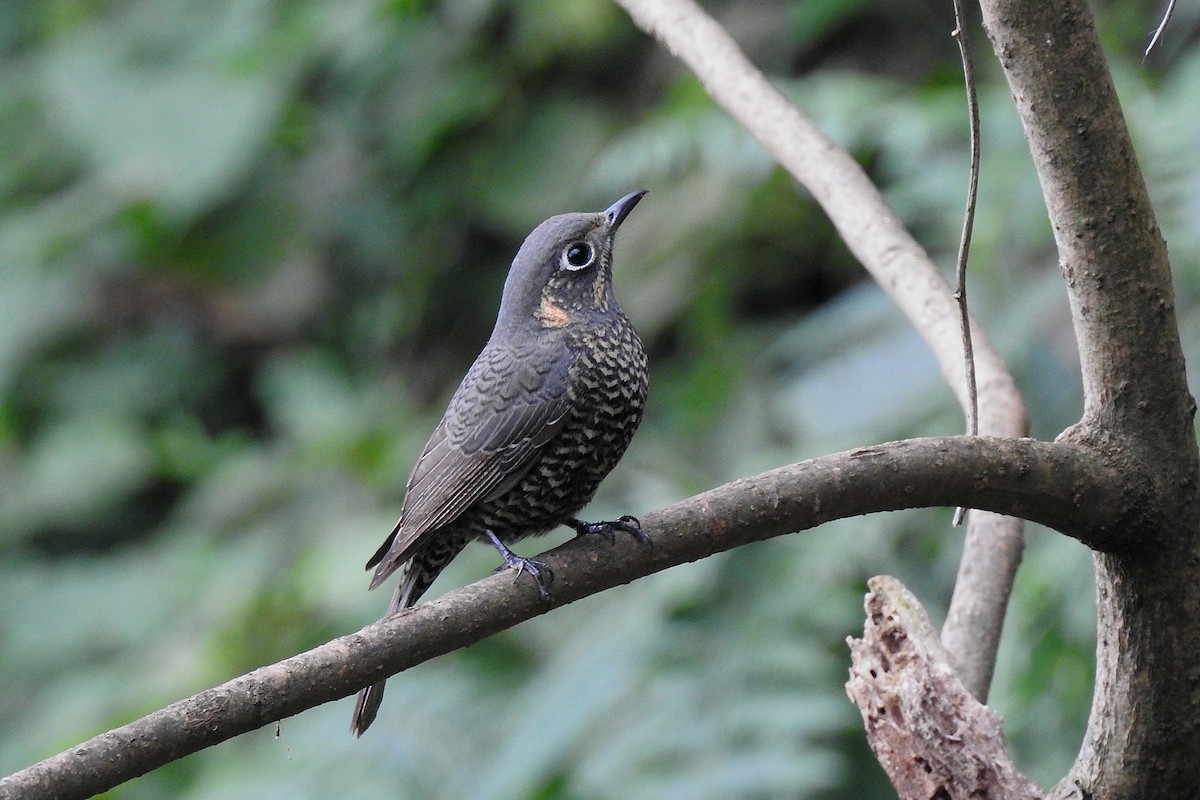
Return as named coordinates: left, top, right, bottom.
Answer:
left=562, top=241, right=596, bottom=270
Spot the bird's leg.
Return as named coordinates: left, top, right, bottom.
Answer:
left=484, top=529, right=553, bottom=602
left=566, top=514, right=652, bottom=547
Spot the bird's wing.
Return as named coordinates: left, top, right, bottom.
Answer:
left=366, top=343, right=573, bottom=588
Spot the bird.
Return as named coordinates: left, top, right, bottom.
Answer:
left=350, top=190, right=651, bottom=736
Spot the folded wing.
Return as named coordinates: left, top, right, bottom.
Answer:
left=366, top=343, right=572, bottom=589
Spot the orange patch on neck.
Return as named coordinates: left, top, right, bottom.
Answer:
left=536, top=295, right=571, bottom=328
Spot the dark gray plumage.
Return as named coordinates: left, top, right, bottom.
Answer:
left=350, top=191, right=650, bottom=736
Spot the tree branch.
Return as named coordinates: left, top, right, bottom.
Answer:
left=847, top=575, right=1043, bottom=800
left=613, top=0, right=1019, bottom=428
left=978, top=1, right=1200, bottom=797
left=949, top=0, right=982, bottom=446
left=613, top=0, right=1028, bottom=700
left=941, top=508, right=1024, bottom=697
left=1, top=436, right=1132, bottom=800
left=978, top=0, right=1189, bottom=454
left=942, top=0, right=1008, bottom=703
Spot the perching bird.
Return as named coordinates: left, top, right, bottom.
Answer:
left=350, top=190, right=651, bottom=736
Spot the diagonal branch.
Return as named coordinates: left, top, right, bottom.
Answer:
left=612, top=0, right=1027, bottom=700
left=1, top=435, right=1136, bottom=800
left=847, top=576, right=1043, bottom=800
left=978, top=0, right=1187, bottom=449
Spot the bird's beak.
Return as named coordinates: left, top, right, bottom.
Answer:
left=604, top=190, right=647, bottom=230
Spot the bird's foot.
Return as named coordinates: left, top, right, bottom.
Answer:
left=567, top=515, right=652, bottom=548
left=485, top=529, right=553, bottom=602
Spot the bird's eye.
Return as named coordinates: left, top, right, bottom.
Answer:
left=562, top=242, right=595, bottom=270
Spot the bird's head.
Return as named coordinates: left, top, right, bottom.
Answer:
left=495, top=190, right=646, bottom=333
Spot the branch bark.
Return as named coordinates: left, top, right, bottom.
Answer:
left=976, top=1, right=1200, bottom=798
left=980, top=0, right=1190, bottom=451
left=847, top=575, right=1042, bottom=800
left=612, top=0, right=1027, bottom=702
left=0, top=436, right=1131, bottom=800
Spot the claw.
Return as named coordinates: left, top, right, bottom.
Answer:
left=485, top=530, right=553, bottom=602
left=567, top=515, right=653, bottom=548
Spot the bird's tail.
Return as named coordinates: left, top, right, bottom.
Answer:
left=349, top=537, right=467, bottom=736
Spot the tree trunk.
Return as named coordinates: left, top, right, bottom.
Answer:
left=978, top=0, right=1200, bottom=797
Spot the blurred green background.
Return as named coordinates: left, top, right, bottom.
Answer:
left=3, top=0, right=1200, bottom=797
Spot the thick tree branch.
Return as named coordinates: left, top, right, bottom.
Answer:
left=1, top=436, right=1133, bottom=800
left=612, top=0, right=1029, bottom=702
left=978, top=1, right=1200, bottom=798
left=979, top=0, right=1190, bottom=454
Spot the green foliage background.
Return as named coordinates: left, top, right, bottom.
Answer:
left=3, top=0, right=1199, bottom=797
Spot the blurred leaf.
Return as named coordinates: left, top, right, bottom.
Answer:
left=41, top=25, right=289, bottom=220
left=2, top=0, right=1186, bottom=797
